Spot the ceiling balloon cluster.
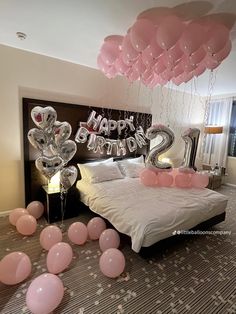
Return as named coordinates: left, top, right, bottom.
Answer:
left=97, top=10, right=232, bottom=88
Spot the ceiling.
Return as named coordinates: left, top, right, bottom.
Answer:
left=0, top=0, right=236, bottom=96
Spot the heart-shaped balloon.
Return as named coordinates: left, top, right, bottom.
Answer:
left=28, top=128, right=48, bottom=152
left=57, top=140, right=77, bottom=163
left=60, top=166, right=78, bottom=191
left=35, top=156, right=64, bottom=179
left=31, top=106, right=57, bottom=129
left=53, top=121, right=72, bottom=145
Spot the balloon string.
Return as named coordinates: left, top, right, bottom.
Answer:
left=60, top=190, right=67, bottom=230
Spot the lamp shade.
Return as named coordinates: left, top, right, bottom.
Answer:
left=204, top=126, right=223, bottom=134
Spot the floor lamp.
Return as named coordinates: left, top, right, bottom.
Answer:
left=204, top=125, right=223, bottom=166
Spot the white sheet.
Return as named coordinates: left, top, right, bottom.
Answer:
left=77, top=178, right=228, bottom=252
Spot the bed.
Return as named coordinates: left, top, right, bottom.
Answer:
left=76, top=159, right=228, bottom=253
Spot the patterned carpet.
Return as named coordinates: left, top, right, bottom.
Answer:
left=0, top=185, right=236, bottom=314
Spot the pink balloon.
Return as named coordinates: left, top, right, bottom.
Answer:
left=173, top=62, right=184, bottom=77
left=130, top=19, right=156, bottom=52
left=161, top=69, right=173, bottom=81
left=191, top=173, right=209, bottom=188
left=9, top=208, right=28, bottom=226
left=204, top=23, right=229, bottom=54
left=154, top=60, right=166, bottom=75
left=156, top=15, right=185, bottom=50
left=40, top=225, right=62, bottom=251
left=142, top=68, right=153, bottom=81
left=149, top=38, right=164, bottom=59
left=189, top=47, right=206, bottom=65
left=46, top=242, right=73, bottom=274
left=99, top=248, right=125, bottom=278
left=133, top=57, right=147, bottom=75
left=203, top=55, right=220, bottom=70
left=175, top=174, right=192, bottom=188
left=183, top=71, right=194, bottom=83
left=87, top=217, right=106, bottom=240
left=26, top=273, right=64, bottom=314
left=142, top=48, right=155, bottom=68
left=212, top=40, right=232, bottom=63
left=105, top=65, right=118, bottom=79
left=167, top=43, right=183, bottom=62
left=194, top=63, right=206, bottom=77
left=114, top=57, right=130, bottom=74
left=158, top=172, right=174, bottom=187
left=27, top=201, right=44, bottom=219
left=121, top=34, right=139, bottom=63
left=180, top=23, right=205, bottom=55
left=139, top=168, right=157, bottom=186
left=0, top=252, right=31, bottom=285
left=127, top=67, right=140, bottom=82
left=172, top=75, right=183, bottom=86
left=68, top=222, right=88, bottom=245
left=161, top=52, right=176, bottom=69
left=156, top=75, right=168, bottom=86
left=99, top=229, right=120, bottom=252
left=181, top=56, right=197, bottom=72
left=97, top=54, right=111, bottom=73
left=100, top=41, right=120, bottom=65
left=104, top=35, right=124, bottom=47
left=16, top=214, right=37, bottom=235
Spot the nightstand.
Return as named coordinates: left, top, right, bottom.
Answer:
left=199, top=170, right=222, bottom=190
left=42, top=185, right=81, bottom=223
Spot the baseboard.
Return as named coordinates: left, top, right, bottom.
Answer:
left=224, top=183, right=236, bottom=188
left=0, top=210, right=11, bottom=217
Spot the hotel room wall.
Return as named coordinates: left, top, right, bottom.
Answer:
left=0, top=44, right=205, bottom=212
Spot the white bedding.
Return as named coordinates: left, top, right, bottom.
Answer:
left=77, top=178, right=228, bottom=252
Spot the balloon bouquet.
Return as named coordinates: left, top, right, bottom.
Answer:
left=28, top=106, right=78, bottom=226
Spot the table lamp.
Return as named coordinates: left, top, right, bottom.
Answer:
left=204, top=125, right=223, bottom=165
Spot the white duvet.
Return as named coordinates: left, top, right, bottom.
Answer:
left=77, top=178, right=228, bottom=252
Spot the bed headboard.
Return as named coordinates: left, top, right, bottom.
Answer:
left=22, top=98, right=152, bottom=205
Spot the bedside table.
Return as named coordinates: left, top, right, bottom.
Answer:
left=42, top=185, right=81, bottom=223
left=199, top=170, right=222, bottom=190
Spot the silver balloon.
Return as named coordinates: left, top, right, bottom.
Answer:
left=126, top=137, right=137, bottom=152
left=35, top=156, right=64, bottom=179
left=135, top=132, right=147, bottom=148
left=145, top=124, right=175, bottom=169
left=27, top=128, right=48, bottom=152
left=87, top=133, right=97, bottom=150
left=31, top=106, right=57, bottom=129
left=75, top=127, right=89, bottom=143
left=105, top=139, right=117, bottom=155
left=60, top=166, right=78, bottom=192
left=180, top=128, right=200, bottom=172
left=87, top=110, right=102, bottom=131
left=93, top=136, right=106, bottom=154
left=117, top=120, right=126, bottom=135
left=125, top=117, right=135, bottom=131
left=98, top=118, right=109, bottom=135
left=108, top=120, right=117, bottom=135
left=54, top=121, right=72, bottom=145
left=57, top=140, right=77, bottom=163
left=117, top=139, right=126, bottom=156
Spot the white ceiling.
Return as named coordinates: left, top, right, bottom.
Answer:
left=0, top=0, right=236, bottom=96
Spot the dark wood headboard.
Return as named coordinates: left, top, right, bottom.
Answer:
left=22, top=98, right=152, bottom=205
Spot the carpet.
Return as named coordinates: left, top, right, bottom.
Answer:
left=0, top=185, right=236, bottom=314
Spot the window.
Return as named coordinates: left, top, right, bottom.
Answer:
left=228, top=101, right=236, bottom=157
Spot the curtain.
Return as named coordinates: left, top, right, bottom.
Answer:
left=203, top=97, right=233, bottom=167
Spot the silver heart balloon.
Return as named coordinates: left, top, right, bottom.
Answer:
left=35, top=156, right=64, bottom=179
left=31, top=106, right=57, bottom=129
left=57, top=140, right=77, bottom=163
left=60, top=166, right=78, bottom=191
left=53, top=121, right=72, bottom=145
left=27, top=128, right=48, bottom=152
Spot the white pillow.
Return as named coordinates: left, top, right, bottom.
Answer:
left=119, top=162, right=145, bottom=178
left=82, top=162, right=124, bottom=183
left=78, top=158, right=113, bottom=180
left=117, top=156, right=144, bottom=176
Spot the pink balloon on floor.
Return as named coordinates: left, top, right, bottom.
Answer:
left=68, top=222, right=88, bottom=245
left=9, top=208, right=28, bottom=226
left=99, top=248, right=125, bottom=278
left=191, top=173, right=209, bottom=188
left=139, top=168, right=157, bottom=186
left=26, top=273, right=64, bottom=314
left=40, top=225, right=62, bottom=251
left=158, top=172, right=174, bottom=187
left=46, top=242, right=73, bottom=274
left=27, top=201, right=44, bottom=219
left=16, top=214, right=37, bottom=235
left=87, top=217, right=106, bottom=240
left=0, top=252, right=31, bottom=285
left=175, top=174, right=192, bottom=188
left=99, top=229, right=120, bottom=252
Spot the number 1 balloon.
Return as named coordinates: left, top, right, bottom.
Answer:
left=180, top=128, right=200, bottom=172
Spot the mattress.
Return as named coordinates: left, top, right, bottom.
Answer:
left=76, top=178, right=228, bottom=252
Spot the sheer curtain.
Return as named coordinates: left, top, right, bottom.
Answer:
left=203, top=97, right=233, bottom=167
